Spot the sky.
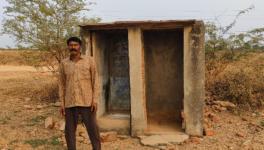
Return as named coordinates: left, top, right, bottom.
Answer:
left=0, top=0, right=264, bottom=48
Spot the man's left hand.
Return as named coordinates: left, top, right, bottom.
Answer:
left=91, top=102, right=97, bottom=112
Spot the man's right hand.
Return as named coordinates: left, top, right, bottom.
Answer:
left=60, top=106, right=65, bottom=117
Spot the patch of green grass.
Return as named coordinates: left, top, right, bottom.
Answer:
left=24, top=136, right=61, bottom=148
left=26, top=115, right=45, bottom=126
left=0, top=116, right=11, bottom=124
left=30, top=115, right=45, bottom=123
left=260, top=120, right=264, bottom=127
left=50, top=136, right=60, bottom=146
left=24, top=139, right=48, bottom=148
left=0, top=120, right=7, bottom=124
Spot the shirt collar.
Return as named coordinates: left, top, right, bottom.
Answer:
left=68, top=55, right=83, bottom=62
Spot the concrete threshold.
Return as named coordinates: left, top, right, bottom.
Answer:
left=98, top=113, right=130, bottom=135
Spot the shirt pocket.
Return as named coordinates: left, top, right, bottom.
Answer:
left=64, top=63, right=74, bottom=76
left=79, top=66, right=91, bottom=80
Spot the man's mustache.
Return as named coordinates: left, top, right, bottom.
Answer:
left=70, top=48, right=77, bottom=52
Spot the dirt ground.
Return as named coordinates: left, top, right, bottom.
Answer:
left=0, top=65, right=263, bottom=150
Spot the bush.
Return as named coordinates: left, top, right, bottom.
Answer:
left=2, top=74, right=59, bottom=103
left=206, top=51, right=264, bottom=108
left=211, top=69, right=252, bottom=105
left=31, top=80, right=59, bottom=103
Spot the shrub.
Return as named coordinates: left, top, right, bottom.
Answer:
left=206, top=51, right=264, bottom=108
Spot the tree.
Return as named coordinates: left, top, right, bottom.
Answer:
left=228, top=33, right=248, bottom=50
left=205, top=5, right=255, bottom=52
left=205, top=22, right=227, bottom=52
left=247, top=28, right=264, bottom=50
left=2, top=0, right=101, bottom=65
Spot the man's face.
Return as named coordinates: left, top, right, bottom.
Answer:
left=68, top=41, right=81, bottom=56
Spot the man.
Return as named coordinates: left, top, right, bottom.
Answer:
left=58, top=36, right=101, bottom=150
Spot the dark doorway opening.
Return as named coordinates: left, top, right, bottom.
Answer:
left=94, top=29, right=130, bottom=114
left=143, top=29, right=184, bottom=132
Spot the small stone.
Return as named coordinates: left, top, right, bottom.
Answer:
left=242, top=139, right=251, bottom=146
left=53, top=102, right=61, bottom=107
left=213, top=101, right=236, bottom=109
left=203, top=118, right=209, bottom=124
left=45, top=117, right=54, bottom=129
left=36, top=105, right=43, bottom=109
left=241, top=117, right=248, bottom=121
left=80, top=132, right=89, bottom=140
left=204, top=129, right=214, bottom=136
left=58, top=137, right=63, bottom=142
left=211, top=105, right=219, bottom=111
left=255, top=127, right=261, bottom=132
left=190, top=136, right=202, bottom=144
left=83, top=139, right=90, bottom=144
left=79, top=130, right=85, bottom=136
left=203, top=123, right=212, bottom=130
left=30, top=128, right=37, bottom=136
left=55, top=120, right=65, bottom=131
left=77, top=124, right=88, bottom=138
left=208, top=113, right=220, bottom=122
left=58, top=120, right=65, bottom=131
left=76, top=136, right=84, bottom=143
left=23, top=105, right=32, bottom=110
left=100, top=131, right=118, bottom=142
left=219, top=107, right=227, bottom=111
left=24, top=97, right=31, bottom=101
left=236, top=132, right=245, bottom=138
left=158, top=145, right=167, bottom=150
left=166, top=144, right=176, bottom=150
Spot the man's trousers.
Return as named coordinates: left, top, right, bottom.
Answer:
left=65, top=106, right=101, bottom=150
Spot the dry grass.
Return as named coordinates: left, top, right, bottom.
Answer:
left=206, top=51, right=264, bottom=109
left=0, top=50, right=27, bottom=65
left=0, top=50, right=57, bottom=71
left=0, top=50, right=59, bottom=103
left=0, top=72, right=58, bottom=103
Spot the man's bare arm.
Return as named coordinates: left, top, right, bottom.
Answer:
left=90, top=57, right=99, bottom=111
left=58, top=62, right=66, bottom=115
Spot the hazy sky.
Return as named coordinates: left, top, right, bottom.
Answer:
left=0, top=0, right=264, bottom=48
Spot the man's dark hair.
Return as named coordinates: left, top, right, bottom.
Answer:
left=67, top=36, right=82, bottom=45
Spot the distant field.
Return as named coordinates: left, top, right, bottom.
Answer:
left=0, top=49, right=48, bottom=66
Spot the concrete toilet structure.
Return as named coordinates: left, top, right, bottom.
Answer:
left=80, top=20, right=205, bottom=136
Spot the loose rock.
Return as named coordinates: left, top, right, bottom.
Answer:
left=100, top=131, right=118, bottom=142
left=139, top=134, right=189, bottom=146
left=204, top=129, right=214, bottom=136
left=36, top=105, right=44, bottom=109
left=213, top=101, right=236, bottom=109
left=236, top=132, right=245, bottom=138
left=44, top=117, right=54, bottom=129
left=53, top=102, right=61, bottom=107
left=23, top=105, right=32, bottom=110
